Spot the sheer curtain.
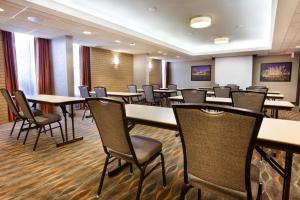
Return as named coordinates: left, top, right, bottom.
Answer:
left=73, top=43, right=80, bottom=97
left=15, top=32, right=37, bottom=95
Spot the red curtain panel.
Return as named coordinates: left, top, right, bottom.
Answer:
left=34, top=37, right=53, bottom=113
left=80, top=46, right=91, bottom=89
left=165, top=62, right=171, bottom=86
left=2, top=30, right=19, bottom=121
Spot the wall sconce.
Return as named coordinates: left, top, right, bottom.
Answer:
left=148, top=60, right=152, bottom=71
left=112, top=54, right=120, bottom=69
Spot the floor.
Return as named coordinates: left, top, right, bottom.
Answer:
left=0, top=108, right=300, bottom=200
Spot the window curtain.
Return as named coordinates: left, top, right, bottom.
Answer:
left=2, top=30, right=19, bottom=121
left=79, top=46, right=91, bottom=89
left=34, top=37, right=53, bottom=113
left=165, top=62, right=171, bottom=86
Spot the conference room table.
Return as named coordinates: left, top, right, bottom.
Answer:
left=168, top=96, right=294, bottom=118
left=125, top=104, right=300, bottom=200
left=203, top=91, right=284, bottom=100
left=26, top=95, right=85, bottom=146
left=89, top=91, right=142, bottom=103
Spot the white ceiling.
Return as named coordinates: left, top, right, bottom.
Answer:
left=0, top=0, right=299, bottom=61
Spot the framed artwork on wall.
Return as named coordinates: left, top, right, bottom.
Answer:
left=191, top=65, right=211, bottom=81
left=260, top=62, right=292, bottom=82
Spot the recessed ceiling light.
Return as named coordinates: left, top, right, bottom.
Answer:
left=148, top=6, right=157, bottom=12
left=296, top=45, right=300, bottom=49
left=83, top=31, right=92, bottom=35
left=115, top=40, right=121, bottom=43
left=0, top=8, right=5, bottom=12
left=163, top=53, right=167, bottom=56
left=27, top=16, right=43, bottom=23
left=214, top=37, right=230, bottom=44
left=157, top=50, right=163, bottom=54
left=129, top=43, right=135, bottom=46
left=190, top=16, right=211, bottom=29
left=176, top=55, right=180, bottom=58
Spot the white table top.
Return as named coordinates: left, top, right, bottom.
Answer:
left=26, top=95, right=85, bottom=105
left=168, top=96, right=294, bottom=109
left=90, top=91, right=142, bottom=97
left=125, top=104, right=300, bottom=152
left=137, top=89, right=177, bottom=93
left=205, top=91, right=284, bottom=99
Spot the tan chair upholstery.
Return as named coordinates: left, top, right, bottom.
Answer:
left=167, top=84, right=178, bottom=96
left=128, top=85, right=144, bottom=103
left=142, top=85, right=161, bottom=105
left=0, top=88, right=42, bottom=138
left=214, top=86, right=231, bottom=98
left=14, top=90, right=64, bottom=150
left=173, top=103, right=263, bottom=200
left=182, top=89, right=206, bottom=103
left=227, top=84, right=240, bottom=92
left=87, top=98, right=166, bottom=200
left=231, top=91, right=266, bottom=112
left=78, top=85, right=90, bottom=120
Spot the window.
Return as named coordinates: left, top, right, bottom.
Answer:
left=73, top=43, right=80, bottom=97
left=15, top=32, right=37, bottom=95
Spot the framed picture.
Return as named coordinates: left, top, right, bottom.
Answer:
left=260, top=62, right=292, bottom=82
left=191, top=65, right=211, bottom=81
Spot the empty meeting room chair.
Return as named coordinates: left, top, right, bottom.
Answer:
left=128, top=84, right=144, bottom=104
left=142, top=85, right=161, bottom=106
left=167, top=84, right=178, bottom=96
left=173, top=103, right=263, bottom=200
left=231, top=91, right=266, bottom=112
left=181, top=89, right=207, bottom=103
left=87, top=98, right=166, bottom=200
left=227, top=84, right=240, bottom=92
left=14, top=90, right=64, bottom=151
left=0, top=88, right=42, bottom=138
left=94, top=86, right=107, bottom=98
left=213, top=86, right=231, bottom=98
left=78, top=85, right=91, bottom=120
left=246, top=86, right=268, bottom=93
left=152, top=84, right=162, bottom=99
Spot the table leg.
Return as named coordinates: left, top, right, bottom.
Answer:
left=282, top=152, right=293, bottom=200
left=71, top=104, right=75, bottom=139
left=275, top=109, right=279, bottom=119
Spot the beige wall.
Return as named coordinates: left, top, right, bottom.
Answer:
left=149, top=59, right=161, bottom=85
left=253, top=55, right=299, bottom=102
left=90, top=48, right=133, bottom=91
left=0, top=31, right=8, bottom=124
left=170, top=59, right=215, bottom=88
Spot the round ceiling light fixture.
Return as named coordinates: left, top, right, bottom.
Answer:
left=0, top=8, right=5, bottom=12
left=214, top=37, right=230, bottom=44
left=190, top=16, right=211, bottom=29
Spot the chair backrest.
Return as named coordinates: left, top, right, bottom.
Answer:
left=152, top=84, right=160, bottom=90
left=173, top=104, right=263, bottom=199
left=227, top=84, right=240, bottom=92
left=87, top=98, right=137, bottom=161
left=94, top=86, right=107, bottom=98
left=128, top=85, right=139, bottom=102
left=78, top=85, right=90, bottom=98
left=168, top=84, right=178, bottom=96
left=213, top=86, right=231, bottom=98
left=246, top=86, right=268, bottom=93
left=0, top=88, right=20, bottom=117
left=143, top=85, right=155, bottom=103
left=14, top=90, right=35, bottom=123
left=182, top=89, right=206, bottom=103
left=231, top=91, right=266, bottom=112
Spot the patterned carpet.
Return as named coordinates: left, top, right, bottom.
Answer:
left=0, top=107, right=300, bottom=200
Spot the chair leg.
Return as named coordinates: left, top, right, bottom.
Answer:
left=198, top=189, right=201, bottom=200
left=82, top=107, right=87, bottom=120
left=43, top=126, right=47, bottom=134
left=17, top=120, right=25, bottom=140
left=23, top=123, right=31, bottom=145
left=129, top=164, right=133, bottom=173
left=58, top=122, right=65, bottom=142
left=160, top=153, right=167, bottom=187
left=97, top=155, right=110, bottom=198
left=180, top=183, right=191, bottom=200
left=33, top=127, right=42, bottom=151
left=10, top=119, right=17, bottom=136
left=49, top=124, right=53, bottom=137
left=256, top=183, right=263, bottom=200
left=136, top=167, right=146, bottom=200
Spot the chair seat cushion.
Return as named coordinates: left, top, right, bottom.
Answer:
left=35, top=113, right=61, bottom=125
left=188, top=164, right=260, bottom=200
left=131, top=135, right=162, bottom=164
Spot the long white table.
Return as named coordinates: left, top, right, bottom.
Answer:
left=125, top=104, right=300, bottom=200
left=26, top=95, right=85, bottom=146
left=204, top=91, right=284, bottom=99
left=89, top=91, right=142, bottom=103
left=168, top=96, right=294, bottom=118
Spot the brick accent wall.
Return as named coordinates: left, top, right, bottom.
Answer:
left=149, top=59, right=161, bottom=85
left=90, top=48, right=133, bottom=91
left=0, top=31, right=9, bottom=124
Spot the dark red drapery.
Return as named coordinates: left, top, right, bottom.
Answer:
left=2, top=30, right=19, bottom=121
left=34, top=37, right=53, bottom=113
left=80, top=46, right=91, bottom=89
left=165, top=62, right=171, bottom=86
